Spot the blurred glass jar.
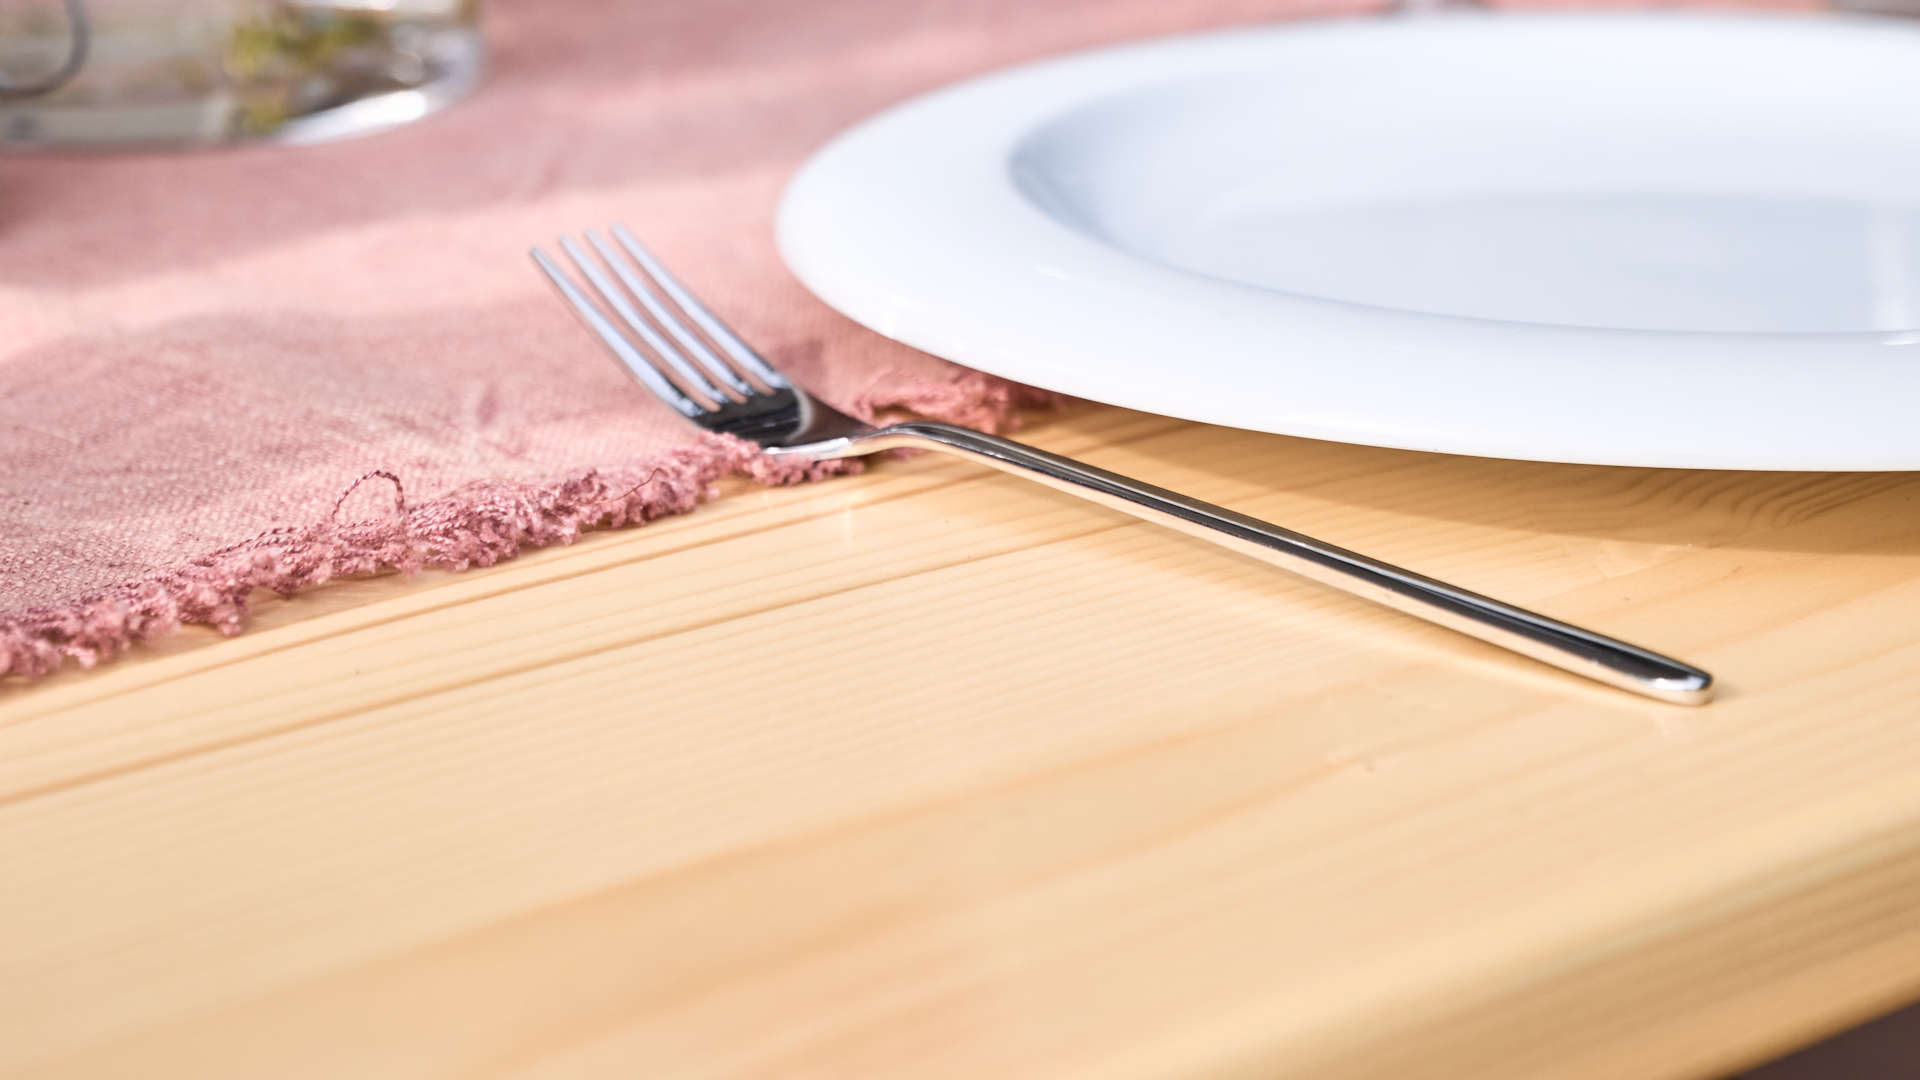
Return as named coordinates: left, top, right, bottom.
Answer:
left=0, top=0, right=482, bottom=147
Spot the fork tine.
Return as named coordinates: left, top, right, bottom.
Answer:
left=585, top=230, right=753, bottom=398
left=530, top=245, right=705, bottom=418
left=611, top=224, right=791, bottom=389
left=558, top=235, right=727, bottom=405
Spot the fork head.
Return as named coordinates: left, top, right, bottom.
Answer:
left=532, top=224, right=871, bottom=451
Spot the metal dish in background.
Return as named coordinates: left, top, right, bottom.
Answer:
left=0, top=0, right=482, bottom=148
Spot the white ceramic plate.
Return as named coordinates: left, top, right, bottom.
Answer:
left=778, top=13, right=1920, bottom=470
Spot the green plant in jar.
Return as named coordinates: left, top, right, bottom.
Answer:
left=0, top=0, right=482, bottom=145
left=223, top=0, right=478, bottom=134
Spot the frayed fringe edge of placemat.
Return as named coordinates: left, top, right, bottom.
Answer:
left=0, top=432, right=846, bottom=680
left=0, top=373, right=1062, bottom=682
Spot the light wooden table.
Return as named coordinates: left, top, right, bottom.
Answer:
left=5, top=405, right=1920, bottom=1079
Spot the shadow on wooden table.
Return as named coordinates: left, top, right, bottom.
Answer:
left=1730, top=997, right=1920, bottom=1079
left=1118, top=421, right=1920, bottom=557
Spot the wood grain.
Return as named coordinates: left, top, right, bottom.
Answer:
left=5, top=405, right=1920, bottom=1079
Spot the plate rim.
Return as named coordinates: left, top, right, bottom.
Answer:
left=777, top=11, right=1920, bottom=470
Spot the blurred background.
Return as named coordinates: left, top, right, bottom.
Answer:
left=0, top=0, right=481, bottom=144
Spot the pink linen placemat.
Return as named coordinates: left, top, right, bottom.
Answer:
left=0, top=0, right=1813, bottom=680
left=0, top=0, right=1392, bottom=679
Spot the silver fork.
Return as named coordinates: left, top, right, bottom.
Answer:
left=533, top=226, right=1714, bottom=706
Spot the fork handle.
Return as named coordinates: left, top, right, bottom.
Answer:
left=839, top=421, right=1713, bottom=705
